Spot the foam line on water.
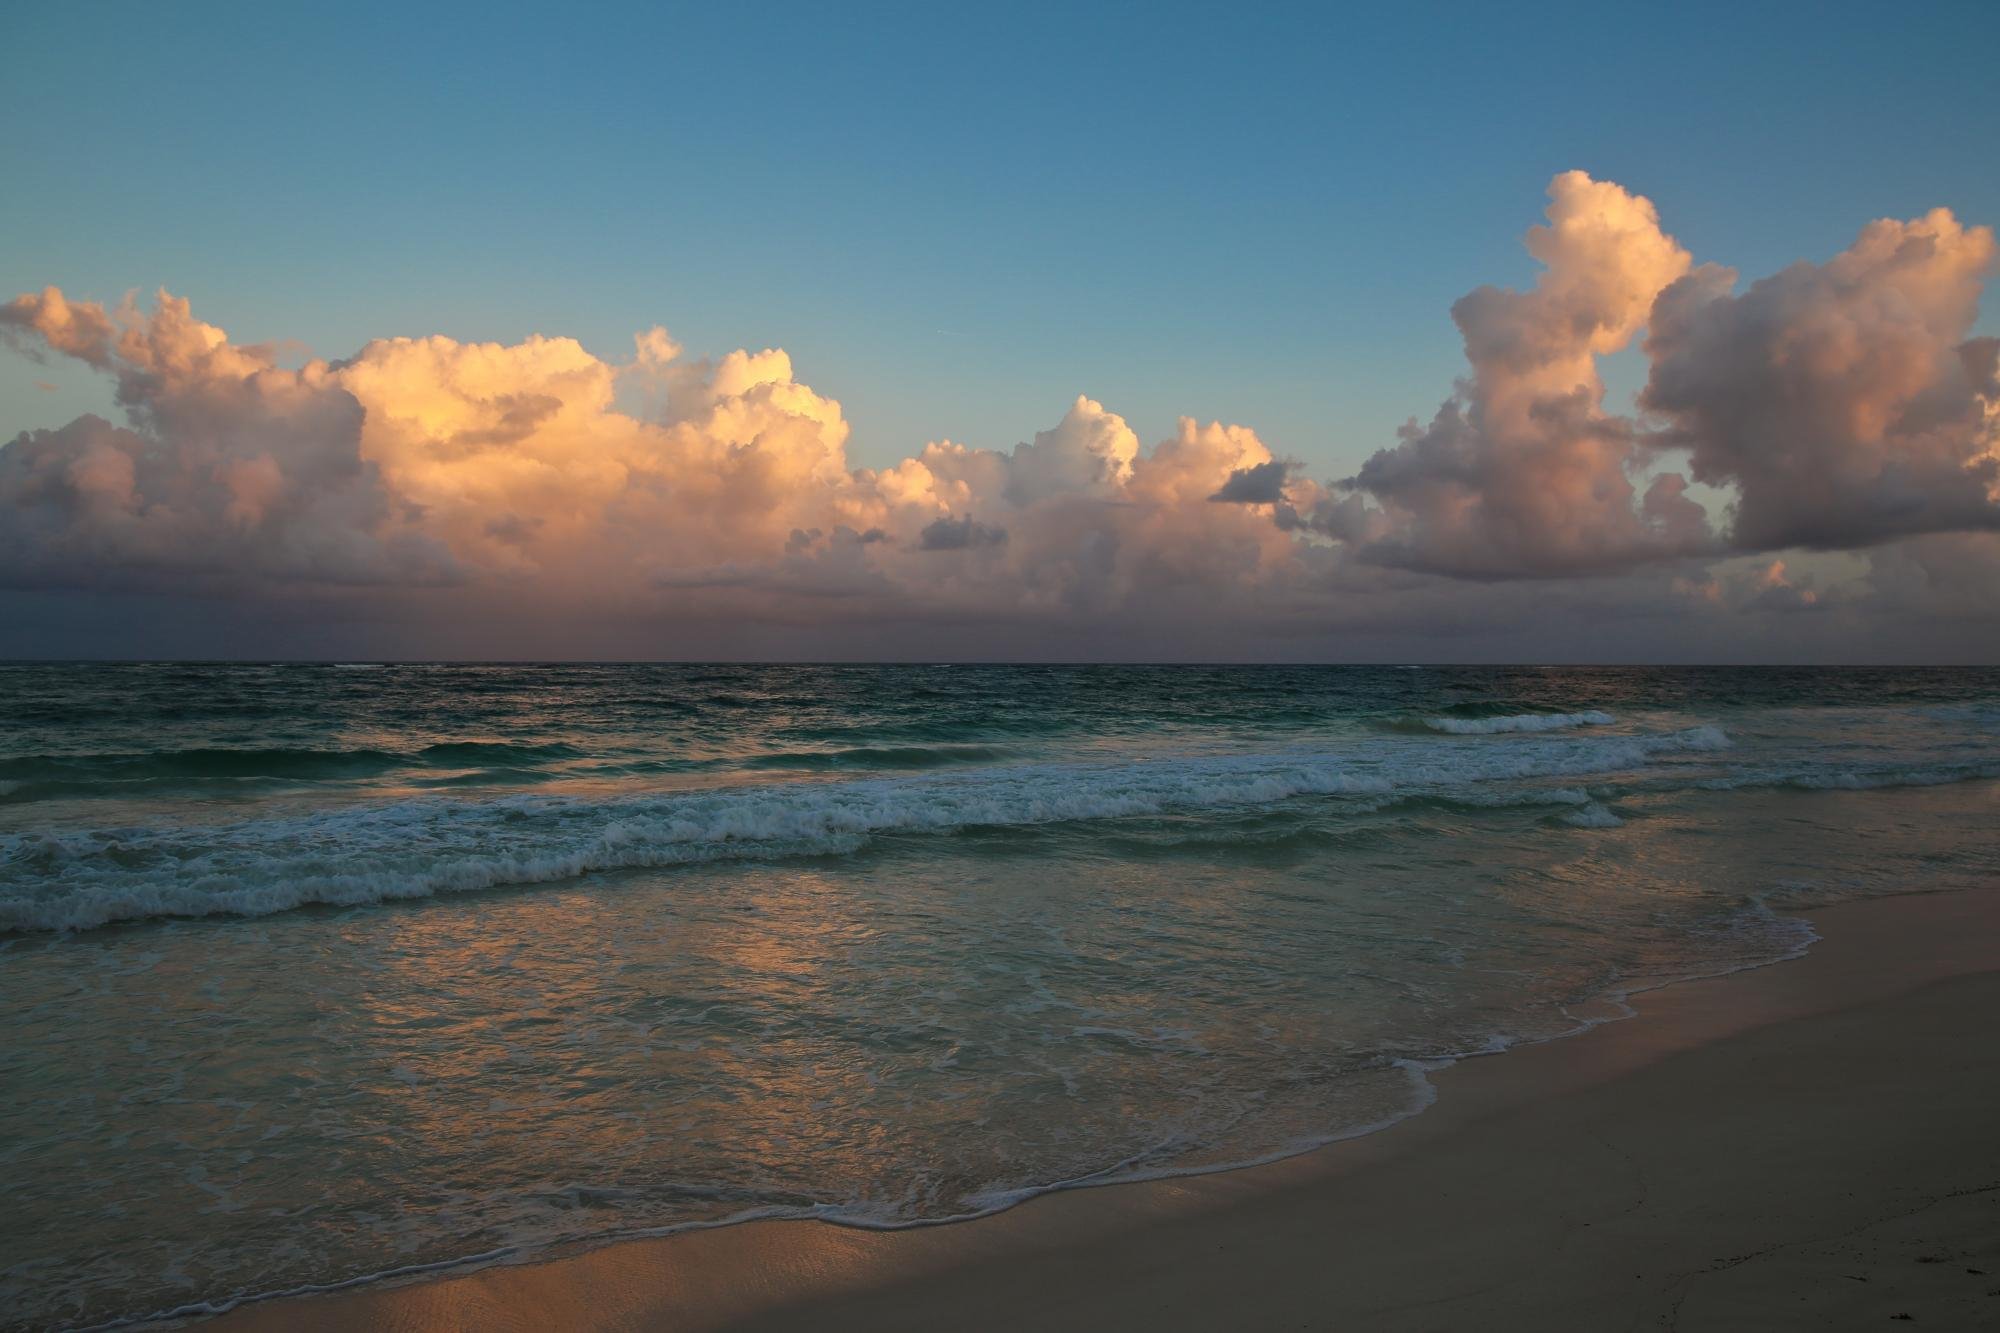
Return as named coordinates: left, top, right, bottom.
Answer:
left=2, top=726, right=1735, bottom=932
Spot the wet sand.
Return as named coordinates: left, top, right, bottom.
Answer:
left=211, top=889, right=2000, bottom=1331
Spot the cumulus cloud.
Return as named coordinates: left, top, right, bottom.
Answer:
left=1642, top=209, right=2000, bottom=550
left=0, top=292, right=1305, bottom=629
left=1317, top=173, right=2000, bottom=591
left=1342, top=171, right=1712, bottom=577
left=0, top=290, right=452, bottom=587
left=5, top=170, right=1999, bottom=659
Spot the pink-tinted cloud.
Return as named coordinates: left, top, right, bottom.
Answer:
left=0, top=290, right=452, bottom=588
left=1642, top=209, right=1999, bottom=550
left=5, top=172, right=2000, bottom=660
left=0, top=294, right=1303, bottom=624
left=1343, top=172, right=1712, bottom=576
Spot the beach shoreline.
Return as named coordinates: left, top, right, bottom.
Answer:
left=203, top=885, right=2000, bottom=1331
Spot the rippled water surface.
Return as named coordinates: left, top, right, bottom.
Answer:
left=2, top=664, right=1997, bottom=1327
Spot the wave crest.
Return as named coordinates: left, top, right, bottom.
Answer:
left=2, top=725, right=1731, bottom=933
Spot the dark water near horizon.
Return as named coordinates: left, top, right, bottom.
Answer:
left=2, top=664, right=1998, bottom=1327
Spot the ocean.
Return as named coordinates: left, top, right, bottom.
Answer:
left=2, top=663, right=1997, bottom=1327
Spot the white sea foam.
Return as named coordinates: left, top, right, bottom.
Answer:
left=1421, top=710, right=1615, bottom=734
left=0, top=725, right=1736, bottom=933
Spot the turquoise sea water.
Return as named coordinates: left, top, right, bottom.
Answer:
left=2, top=664, right=1997, bottom=1327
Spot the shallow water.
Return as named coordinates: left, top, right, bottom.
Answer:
left=2, top=665, right=1996, bottom=1327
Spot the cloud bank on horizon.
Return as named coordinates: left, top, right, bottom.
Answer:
left=4, top=172, right=1998, bottom=659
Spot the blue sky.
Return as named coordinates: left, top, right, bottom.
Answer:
left=5, top=0, right=1996, bottom=475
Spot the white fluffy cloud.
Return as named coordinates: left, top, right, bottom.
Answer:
left=0, top=293, right=1303, bottom=624
left=4, top=172, right=1998, bottom=658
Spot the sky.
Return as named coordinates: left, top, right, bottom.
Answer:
left=3, top=0, right=1999, bottom=661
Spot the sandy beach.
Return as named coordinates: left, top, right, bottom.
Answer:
left=207, top=886, right=2000, bottom=1332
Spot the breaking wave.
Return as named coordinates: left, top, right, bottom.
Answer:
left=2, top=725, right=1730, bottom=933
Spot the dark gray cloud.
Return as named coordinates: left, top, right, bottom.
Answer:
left=1208, top=459, right=1290, bottom=504
left=918, top=514, right=1009, bottom=550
